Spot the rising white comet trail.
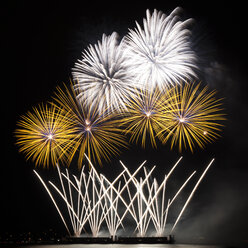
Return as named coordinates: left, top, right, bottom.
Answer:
left=34, top=156, right=214, bottom=237
left=171, top=158, right=215, bottom=232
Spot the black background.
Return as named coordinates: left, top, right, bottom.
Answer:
left=3, top=1, right=248, bottom=246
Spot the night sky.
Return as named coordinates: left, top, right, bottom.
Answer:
left=3, top=1, right=248, bottom=246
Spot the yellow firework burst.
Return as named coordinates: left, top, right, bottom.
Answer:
left=15, top=104, right=76, bottom=168
left=117, top=87, right=173, bottom=148
left=157, top=83, right=226, bottom=152
left=52, top=82, right=128, bottom=167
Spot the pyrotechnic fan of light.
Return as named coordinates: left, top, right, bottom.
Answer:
left=52, top=83, right=128, bottom=167
left=157, top=83, right=226, bottom=152
left=72, top=32, right=137, bottom=114
left=15, top=104, right=76, bottom=168
left=34, top=155, right=214, bottom=237
left=124, top=8, right=197, bottom=91
left=117, top=87, right=173, bottom=148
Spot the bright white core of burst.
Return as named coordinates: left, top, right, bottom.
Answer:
left=146, top=111, right=151, bottom=117
left=47, top=134, right=53, bottom=140
left=179, top=117, right=186, bottom=123
left=85, top=126, right=91, bottom=132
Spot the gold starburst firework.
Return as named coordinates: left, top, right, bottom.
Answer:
left=158, top=83, right=226, bottom=152
left=53, top=82, right=128, bottom=167
left=15, top=104, right=76, bottom=168
left=117, top=88, right=173, bottom=148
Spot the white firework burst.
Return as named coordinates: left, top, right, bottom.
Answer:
left=124, top=7, right=197, bottom=91
left=72, top=32, right=136, bottom=113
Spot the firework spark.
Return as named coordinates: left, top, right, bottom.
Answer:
left=124, top=8, right=197, bottom=91
left=53, top=83, right=128, bottom=167
left=72, top=32, right=136, bottom=113
left=15, top=104, right=76, bottom=168
left=158, top=83, right=226, bottom=152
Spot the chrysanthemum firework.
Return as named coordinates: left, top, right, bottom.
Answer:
left=157, top=83, right=226, bottom=152
left=124, top=8, right=197, bottom=91
left=117, top=87, right=174, bottom=148
left=53, top=83, right=128, bottom=167
left=15, top=104, right=76, bottom=168
left=72, top=32, right=136, bottom=114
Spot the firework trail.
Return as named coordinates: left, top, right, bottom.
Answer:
left=52, top=82, right=128, bottom=167
left=34, top=156, right=214, bottom=237
left=72, top=32, right=137, bottom=114
left=157, top=83, right=226, bottom=152
left=15, top=104, right=76, bottom=168
left=124, top=8, right=197, bottom=91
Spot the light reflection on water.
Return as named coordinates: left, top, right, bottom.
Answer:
left=25, top=244, right=224, bottom=248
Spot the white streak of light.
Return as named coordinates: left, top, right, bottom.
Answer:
left=171, top=158, right=215, bottom=233
left=33, top=170, right=71, bottom=236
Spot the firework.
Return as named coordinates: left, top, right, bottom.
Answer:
left=72, top=32, right=136, bottom=113
left=117, top=87, right=174, bottom=148
left=34, top=156, right=214, bottom=237
left=124, top=8, right=197, bottom=91
left=15, top=104, right=76, bottom=168
left=53, top=83, right=128, bottom=167
left=157, top=83, right=225, bottom=152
